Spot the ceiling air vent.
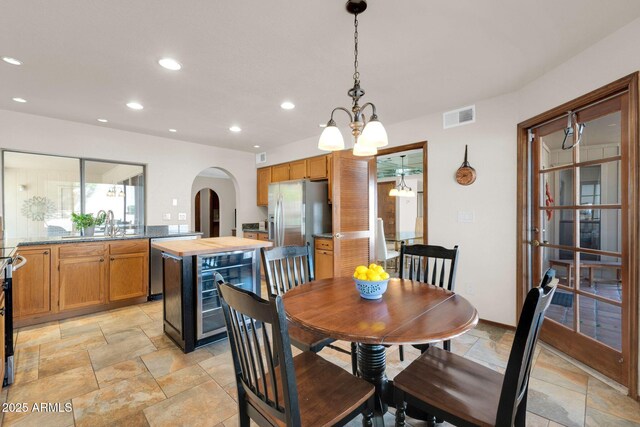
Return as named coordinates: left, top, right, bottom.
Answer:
left=443, top=105, right=476, bottom=129
left=256, top=152, right=267, bottom=164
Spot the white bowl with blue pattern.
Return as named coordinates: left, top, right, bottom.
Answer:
left=354, top=278, right=390, bottom=300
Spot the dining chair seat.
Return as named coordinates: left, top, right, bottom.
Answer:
left=254, top=351, right=374, bottom=427
left=394, top=346, right=502, bottom=426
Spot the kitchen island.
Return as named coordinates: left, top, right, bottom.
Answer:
left=151, top=237, right=272, bottom=353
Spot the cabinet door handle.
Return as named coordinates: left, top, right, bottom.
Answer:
left=110, top=257, right=115, bottom=261
left=0, top=308, right=5, bottom=316
left=43, top=251, right=49, bottom=255
left=100, top=258, right=104, bottom=262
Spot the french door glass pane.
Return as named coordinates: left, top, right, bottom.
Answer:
left=540, top=127, right=573, bottom=168
left=578, top=295, right=621, bottom=351
left=578, top=161, right=620, bottom=205
left=541, top=169, right=573, bottom=207
left=577, top=209, right=621, bottom=254
left=578, top=111, right=620, bottom=162
left=542, top=209, right=574, bottom=249
left=545, top=289, right=574, bottom=330
left=578, top=253, right=622, bottom=303
left=542, top=246, right=574, bottom=288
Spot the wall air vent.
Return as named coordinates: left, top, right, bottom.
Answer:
left=443, top=105, right=476, bottom=129
left=256, top=152, right=267, bottom=164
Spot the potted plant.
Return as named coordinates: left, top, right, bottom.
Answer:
left=71, top=213, right=105, bottom=236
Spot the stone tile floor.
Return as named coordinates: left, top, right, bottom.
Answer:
left=1, top=300, right=639, bottom=426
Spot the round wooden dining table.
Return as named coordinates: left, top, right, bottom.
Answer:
left=283, top=277, right=479, bottom=425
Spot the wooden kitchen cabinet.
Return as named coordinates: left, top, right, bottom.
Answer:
left=257, top=167, right=271, bottom=206
left=289, top=159, right=307, bottom=180
left=109, top=240, right=149, bottom=301
left=58, top=253, right=107, bottom=311
left=314, top=238, right=334, bottom=280
left=13, top=247, right=52, bottom=318
left=257, top=233, right=270, bottom=241
left=244, top=231, right=258, bottom=240
left=271, top=163, right=290, bottom=182
left=307, top=155, right=329, bottom=180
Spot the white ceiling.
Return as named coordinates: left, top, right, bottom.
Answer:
left=2, top=1, right=640, bottom=153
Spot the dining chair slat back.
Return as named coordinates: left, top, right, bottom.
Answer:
left=393, top=270, right=558, bottom=427
left=398, top=243, right=459, bottom=355
left=400, top=244, right=459, bottom=291
left=262, top=244, right=314, bottom=297
left=496, top=270, right=557, bottom=426
left=217, top=282, right=300, bottom=426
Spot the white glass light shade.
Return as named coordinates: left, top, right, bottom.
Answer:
left=389, top=188, right=399, bottom=197
left=318, top=125, right=345, bottom=151
left=353, top=140, right=377, bottom=156
left=360, top=119, right=388, bottom=147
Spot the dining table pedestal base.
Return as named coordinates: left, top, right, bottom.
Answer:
left=357, top=343, right=391, bottom=426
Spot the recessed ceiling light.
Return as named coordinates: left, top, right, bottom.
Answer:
left=126, top=101, right=144, bottom=110
left=12, top=97, right=27, bottom=103
left=158, top=58, right=182, bottom=71
left=253, top=145, right=260, bottom=148
left=229, top=126, right=242, bottom=132
left=97, top=118, right=108, bottom=123
left=2, top=57, right=22, bottom=66
left=280, top=101, right=295, bottom=110
left=169, top=128, right=177, bottom=132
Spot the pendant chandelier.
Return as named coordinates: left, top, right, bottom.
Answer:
left=318, top=0, right=388, bottom=156
left=389, top=155, right=415, bottom=197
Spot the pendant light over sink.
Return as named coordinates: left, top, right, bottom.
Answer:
left=318, top=0, right=388, bottom=156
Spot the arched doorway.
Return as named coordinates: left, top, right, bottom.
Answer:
left=191, top=168, right=237, bottom=238
left=194, top=189, right=220, bottom=237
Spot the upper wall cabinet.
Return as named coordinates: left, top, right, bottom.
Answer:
left=257, top=167, right=271, bottom=207
left=289, top=160, right=307, bottom=180
left=271, top=164, right=290, bottom=182
left=307, top=156, right=329, bottom=180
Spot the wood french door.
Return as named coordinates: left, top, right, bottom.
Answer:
left=332, top=150, right=376, bottom=277
left=517, top=73, right=639, bottom=395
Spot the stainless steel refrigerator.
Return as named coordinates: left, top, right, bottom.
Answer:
left=268, top=180, right=331, bottom=247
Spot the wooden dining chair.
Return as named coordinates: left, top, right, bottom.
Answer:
left=396, top=243, right=459, bottom=361
left=217, top=282, right=375, bottom=426
left=393, top=270, right=558, bottom=427
left=261, top=245, right=358, bottom=376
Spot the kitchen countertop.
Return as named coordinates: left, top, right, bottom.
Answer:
left=9, top=228, right=202, bottom=247
left=313, top=233, right=333, bottom=239
left=152, top=236, right=272, bottom=257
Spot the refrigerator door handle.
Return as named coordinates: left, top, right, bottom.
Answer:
left=273, top=194, right=280, bottom=246
left=279, top=194, right=285, bottom=246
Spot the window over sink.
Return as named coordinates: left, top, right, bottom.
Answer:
left=3, top=150, right=145, bottom=239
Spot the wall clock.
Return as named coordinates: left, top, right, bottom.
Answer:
left=455, top=145, right=477, bottom=186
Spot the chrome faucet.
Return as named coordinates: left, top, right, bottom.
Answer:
left=96, top=210, right=124, bottom=237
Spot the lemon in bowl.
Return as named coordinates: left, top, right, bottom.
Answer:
left=353, top=263, right=390, bottom=300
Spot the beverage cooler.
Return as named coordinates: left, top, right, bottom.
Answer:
left=161, top=246, right=261, bottom=353
left=196, top=250, right=257, bottom=339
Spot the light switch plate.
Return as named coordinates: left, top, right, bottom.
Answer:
left=457, top=210, right=475, bottom=223
left=163, top=213, right=171, bottom=220
left=172, top=198, right=178, bottom=206
left=178, top=213, right=187, bottom=221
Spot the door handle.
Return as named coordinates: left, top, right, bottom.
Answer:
left=530, top=240, right=540, bottom=247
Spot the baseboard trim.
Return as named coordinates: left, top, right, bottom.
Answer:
left=478, top=318, right=516, bottom=331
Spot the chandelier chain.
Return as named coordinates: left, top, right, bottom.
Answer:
left=353, top=13, right=359, bottom=83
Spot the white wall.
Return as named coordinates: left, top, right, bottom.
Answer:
left=0, top=110, right=264, bottom=233
left=191, top=175, right=236, bottom=237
